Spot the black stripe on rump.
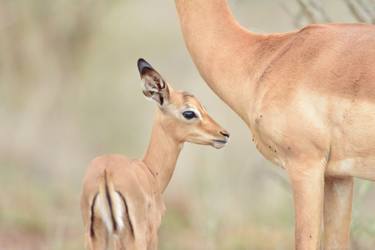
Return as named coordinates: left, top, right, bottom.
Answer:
left=104, top=170, right=117, bottom=232
left=116, top=191, right=135, bottom=238
left=90, top=193, right=99, bottom=238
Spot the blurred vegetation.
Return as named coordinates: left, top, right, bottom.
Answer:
left=0, top=0, right=374, bottom=249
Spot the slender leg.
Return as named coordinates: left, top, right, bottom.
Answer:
left=323, top=176, right=353, bottom=250
left=288, top=164, right=325, bottom=250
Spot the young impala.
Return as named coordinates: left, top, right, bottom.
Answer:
left=80, top=59, right=230, bottom=250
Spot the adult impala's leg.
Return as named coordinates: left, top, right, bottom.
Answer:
left=288, top=160, right=325, bottom=250
left=323, top=176, right=353, bottom=250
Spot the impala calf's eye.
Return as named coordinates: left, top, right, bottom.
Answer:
left=182, top=110, right=197, bottom=120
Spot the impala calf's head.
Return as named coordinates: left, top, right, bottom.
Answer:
left=137, top=58, right=229, bottom=148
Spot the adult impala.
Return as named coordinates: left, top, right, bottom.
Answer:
left=174, top=0, right=375, bottom=249
left=80, top=59, right=229, bottom=250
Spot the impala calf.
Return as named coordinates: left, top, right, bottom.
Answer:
left=80, top=58, right=229, bottom=250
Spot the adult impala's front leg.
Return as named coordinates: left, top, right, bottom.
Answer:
left=323, top=176, right=353, bottom=250
left=288, top=160, right=325, bottom=250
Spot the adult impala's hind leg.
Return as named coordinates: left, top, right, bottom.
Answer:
left=288, top=160, right=325, bottom=250
left=323, top=176, right=353, bottom=250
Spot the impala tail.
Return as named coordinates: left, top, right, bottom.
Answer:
left=90, top=170, right=134, bottom=238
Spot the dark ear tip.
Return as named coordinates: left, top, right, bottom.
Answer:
left=137, top=58, right=153, bottom=75
left=137, top=58, right=146, bottom=66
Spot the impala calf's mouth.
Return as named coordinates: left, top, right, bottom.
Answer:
left=212, top=138, right=229, bottom=149
left=212, top=130, right=230, bottom=148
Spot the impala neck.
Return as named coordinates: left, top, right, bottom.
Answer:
left=175, top=0, right=260, bottom=121
left=143, top=110, right=183, bottom=193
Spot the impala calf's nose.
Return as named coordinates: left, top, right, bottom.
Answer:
left=220, top=131, right=230, bottom=138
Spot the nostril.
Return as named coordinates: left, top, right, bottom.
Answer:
left=220, top=131, right=230, bottom=138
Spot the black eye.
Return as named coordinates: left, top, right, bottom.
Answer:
left=182, top=110, right=197, bottom=120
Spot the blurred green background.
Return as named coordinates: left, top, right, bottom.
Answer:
left=1, top=0, right=375, bottom=249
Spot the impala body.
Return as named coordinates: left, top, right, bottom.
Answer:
left=80, top=59, right=229, bottom=250
left=174, top=0, right=375, bottom=249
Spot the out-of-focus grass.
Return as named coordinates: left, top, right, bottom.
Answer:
left=0, top=161, right=83, bottom=250
left=1, top=0, right=375, bottom=249
left=0, top=163, right=50, bottom=234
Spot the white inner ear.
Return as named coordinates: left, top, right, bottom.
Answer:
left=142, top=75, right=160, bottom=92
left=181, top=107, right=202, bottom=120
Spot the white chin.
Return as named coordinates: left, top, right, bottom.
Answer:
left=212, top=141, right=226, bottom=149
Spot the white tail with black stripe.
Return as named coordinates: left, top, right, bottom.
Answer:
left=95, top=170, right=125, bottom=234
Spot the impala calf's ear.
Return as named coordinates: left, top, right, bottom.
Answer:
left=137, top=58, right=170, bottom=106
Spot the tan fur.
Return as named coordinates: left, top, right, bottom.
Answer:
left=175, top=1, right=375, bottom=249
left=80, top=61, right=229, bottom=250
